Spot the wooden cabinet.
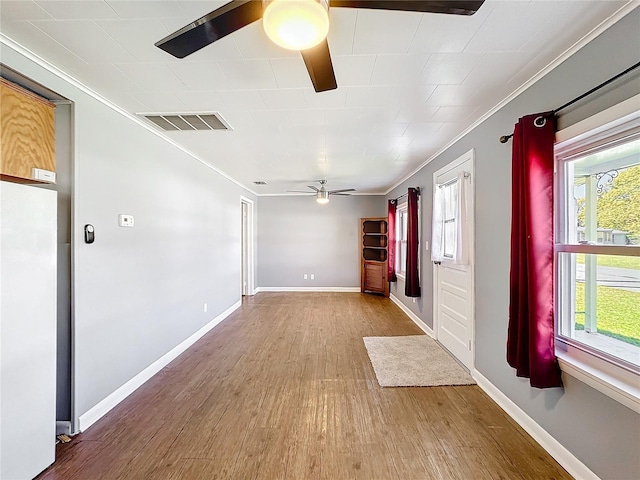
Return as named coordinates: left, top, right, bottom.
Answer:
left=1, top=78, right=56, bottom=183
left=361, top=217, right=389, bottom=296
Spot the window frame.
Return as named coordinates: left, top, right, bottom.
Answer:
left=395, top=202, right=408, bottom=278
left=554, top=94, right=640, bottom=413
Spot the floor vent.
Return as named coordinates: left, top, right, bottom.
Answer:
left=140, top=112, right=232, bottom=131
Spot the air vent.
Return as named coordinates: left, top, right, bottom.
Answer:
left=140, top=112, right=232, bottom=131
left=253, top=181, right=267, bottom=185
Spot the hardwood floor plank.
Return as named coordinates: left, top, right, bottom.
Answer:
left=37, top=293, right=571, bottom=480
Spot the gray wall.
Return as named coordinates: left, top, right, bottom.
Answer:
left=387, top=10, right=640, bottom=480
left=1, top=44, right=257, bottom=426
left=257, top=195, right=385, bottom=288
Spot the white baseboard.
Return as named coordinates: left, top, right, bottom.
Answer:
left=56, top=421, right=72, bottom=436
left=390, top=294, right=434, bottom=337
left=77, top=300, right=241, bottom=432
left=255, top=287, right=360, bottom=293
left=472, top=370, right=599, bottom=480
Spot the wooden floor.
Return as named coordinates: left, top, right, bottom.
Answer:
left=38, top=293, right=571, bottom=480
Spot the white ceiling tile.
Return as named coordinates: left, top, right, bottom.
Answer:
left=217, top=59, right=278, bottom=90
left=270, top=58, right=313, bottom=89
left=173, top=91, right=224, bottom=112
left=131, top=91, right=188, bottom=112
left=394, top=104, right=439, bottom=124
left=303, top=88, right=346, bottom=109
left=97, top=19, right=175, bottom=63
left=352, top=9, right=422, bottom=55
left=232, top=22, right=298, bottom=59
left=35, top=1, right=118, bottom=20
left=345, top=86, right=392, bottom=108
left=419, top=52, right=483, bottom=85
left=217, top=90, right=267, bottom=111
left=0, top=20, right=87, bottom=70
left=462, top=52, right=530, bottom=91
left=32, top=20, right=137, bottom=63
left=430, top=106, right=478, bottom=123
left=183, top=36, right=245, bottom=62
left=106, top=1, right=184, bottom=19
left=67, top=62, right=145, bottom=95
left=403, top=122, right=443, bottom=140
left=115, top=62, right=187, bottom=91
left=250, top=110, right=292, bottom=130
left=389, top=84, right=437, bottom=111
left=326, top=8, right=357, bottom=55
left=463, top=2, right=542, bottom=53
left=332, top=55, right=376, bottom=86
left=177, top=1, right=229, bottom=19
left=168, top=61, right=231, bottom=91
left=425, top=84, right=479, bottom=107
left=259, top=89, right=306, bottom=110
left=370, top=54, right=429, bottom=86
left=288, top=109, right=325, bottom=127
left=0, top=1, right=53, bottom=22
left=408, top=5, right=492, bottom=53
left=217, top=110, right=256, bottom=132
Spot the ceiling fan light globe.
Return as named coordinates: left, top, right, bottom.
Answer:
left=316, top=190, right=330, bottom=204
left=263, top=0, right=329, bottom=51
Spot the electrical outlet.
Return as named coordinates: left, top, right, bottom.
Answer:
left=119, top=214, right=134, bottom=227
left=310, top=274, right=314, bottom=280
left=204, top=303, right=208, bottom=313
left=304, top=274, right=308, bottom=280
left=425, top=240, right=429, bottom=251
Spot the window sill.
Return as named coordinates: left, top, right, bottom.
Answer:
left=396, top=273, right=406, bottom=281
left=555, top=340, right=640, bottom=414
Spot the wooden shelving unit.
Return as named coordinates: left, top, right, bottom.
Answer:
left=360, top=217, right=389, bottom=297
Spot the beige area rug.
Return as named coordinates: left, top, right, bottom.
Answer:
left=363, top=335, right=476, bottom=387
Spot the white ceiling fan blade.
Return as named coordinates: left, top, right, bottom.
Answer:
left=328, top=188, right=356, bottom=194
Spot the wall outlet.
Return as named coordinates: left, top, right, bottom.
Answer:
left=119, top=214, right=134, bottom=227
left=304, top=274, right=308, bottom=280
left=310, top=274, right=315, bottom=280
left=425, top=240, right=429, bottom=251
left=204, top=303, right=208, bottom=313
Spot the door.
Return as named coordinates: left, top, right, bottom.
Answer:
left=240, top=197, right=254, bottom=296
left=433, top=150, right=475, bottom=371
left=364, top=262, right=385, bottom=293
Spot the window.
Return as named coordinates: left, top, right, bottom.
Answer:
left=441, top=181, right=458, bottom=259
left=396, top=202, right=408, bottom=277
left=555, top=97, right=640, bottom=411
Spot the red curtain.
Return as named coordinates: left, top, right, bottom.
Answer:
left=507, top=113, right=562, bottom=389
left=388, top=200, right=397, bottom=282
left=405, top=188, right=421, bottom=297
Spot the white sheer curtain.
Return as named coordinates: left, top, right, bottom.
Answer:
left=431, top=185, right=444, bottom=262
left=454, top=171, right=470, bottom=265
left=432, top=171, right=470, bottom=264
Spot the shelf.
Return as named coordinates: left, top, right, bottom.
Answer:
left=363, top=248, right=388, bottom=262
left=363, top=220, right=388, bottom=234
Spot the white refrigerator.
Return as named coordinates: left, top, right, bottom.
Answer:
left=1, top=181, right=57, bottom=479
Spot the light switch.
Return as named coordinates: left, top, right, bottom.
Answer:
left=425, top=240, right=429, bottom=251
left=119, top=214, right=134, bottom=227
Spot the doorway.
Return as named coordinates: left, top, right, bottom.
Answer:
left=240, top=196, right=255, bottom=296
left=432, top=149, right=475, bottom=371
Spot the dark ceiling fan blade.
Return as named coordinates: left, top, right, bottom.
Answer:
left=155, top=0, right=263, bottom=58
left=328, top=188, right=356, bottom=194
left=300, top=39, right=337, bottom=93
left=307, top=185, right=320, bottom=192
left=329, top=0, right=484, bottom=15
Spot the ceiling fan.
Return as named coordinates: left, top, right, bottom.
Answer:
left=288, top=180, right=355, bottom=203
left=155, top=0, right=485, bottom=93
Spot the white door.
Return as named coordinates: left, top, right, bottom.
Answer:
left=432, top=150, right=475, bottom=371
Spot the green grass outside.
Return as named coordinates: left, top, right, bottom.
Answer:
left=576, top=253, right=640, bottom=270
left=574, top=282, right=640, bottom=346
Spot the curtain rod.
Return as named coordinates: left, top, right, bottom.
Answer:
left=499, top=61, right=640, bottom=144
left=390, top=187, right=420, bottom=203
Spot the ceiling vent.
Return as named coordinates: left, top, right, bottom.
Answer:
left=140, top=112, right=232, bottom=132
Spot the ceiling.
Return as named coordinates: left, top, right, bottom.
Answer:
left=0, top=0, right=632, bottom=195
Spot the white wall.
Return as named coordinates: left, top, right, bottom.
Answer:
left=0, top=42, right=257, bottom=430
left=386, top=10, right=640, bottom=480
left=257, top=195, right=385, bottom=288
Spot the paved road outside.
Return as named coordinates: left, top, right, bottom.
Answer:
left=576, top=264, right=640, bottom=293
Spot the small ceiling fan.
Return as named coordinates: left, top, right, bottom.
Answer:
left=288, top=180, right=355, bottom=203
left=155, top=0, right=485, bottom=93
